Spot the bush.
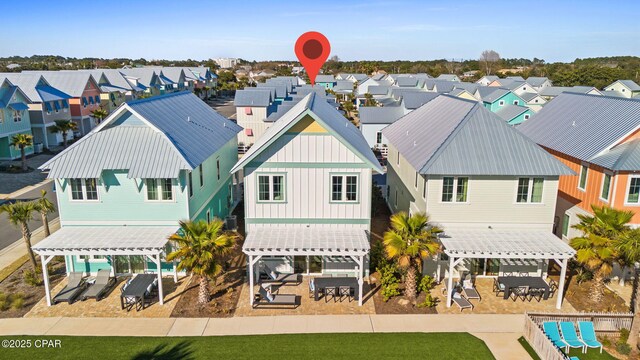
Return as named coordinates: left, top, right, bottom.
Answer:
left=615, top=342, right=631, bottom=355
left=575, top=267, right=593, bottom=285
left=10, top=297, right=24, bottom=310
left=377, top=263, right=400, bottom=302
left=600, top=336, right=611, bottom=347
left=618, top=328, right=630, bottom=344
left=417, top=293, right=438, bottom=308
left=23, top=269, right=43, bottom=287
left=369, top=241, right=387, bottom=273
left=417, top=275, right=436, bottom=294
left=0, top=292, right=8, bottom=311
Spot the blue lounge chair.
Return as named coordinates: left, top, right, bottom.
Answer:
left=578, top=321, right=603, bottom=353
left=569, top=357, right=580, bottom=360
left=542, top=322, right=569, bottom=352
left=559, top=322, right=587, bottom=353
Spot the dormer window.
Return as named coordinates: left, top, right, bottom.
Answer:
left=13, top=110, right=21, bottom=122
left=499, top=100, right=505, bottom=106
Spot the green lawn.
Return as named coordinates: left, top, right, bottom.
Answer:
left=0, top=333, right=495, bottom=360
left=518, top=336, right=618, bottom=360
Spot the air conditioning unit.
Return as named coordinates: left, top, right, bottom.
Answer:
left=224, top=215, right=238, bottom=231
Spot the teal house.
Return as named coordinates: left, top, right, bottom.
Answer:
left=495, top=104, right=533, bottom=125
left=0, top=79, right=34, bottom=160
left=314, top=75, right=337, bottom=90
left=33, top=92, right=242, bottom=306
left=477, top=87, right=526, bottom=111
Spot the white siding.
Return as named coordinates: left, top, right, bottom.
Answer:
left=236, top=106, right=269, bottom=145
left=360, top=123, right=389, bottom=148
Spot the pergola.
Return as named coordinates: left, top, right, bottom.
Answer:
left=31, top=226, right=177, bottom=306
left=243, top=228, right=370, bottom=306
left=439, top=228, right=577, bottom=309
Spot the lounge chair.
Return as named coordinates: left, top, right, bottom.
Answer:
left=462, top=279, right=481, bottom=302
left=451, top=292, right=473, bottom=312
left=260, top=265, right=302, bottom=285
left=253, top=287, right=301, bottom=308
left=493, top=278, right=505, bottom=297
left=53, top=272, right=87, bottom=304
left=81, top=269, right=116, bottom=301
left=559, top=322, right=587, bottom=353
left=578, top=321, right=603, bottom=353
left=542, top=322, right=570, bottom=352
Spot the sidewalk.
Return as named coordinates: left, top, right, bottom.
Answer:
left=0, top=314, right=531, bottom=359
left=0, top=218, right=60, bottom=271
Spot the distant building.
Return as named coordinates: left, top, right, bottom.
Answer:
left=214, top=58, right=238, bottom=69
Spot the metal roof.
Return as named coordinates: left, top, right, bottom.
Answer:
left=401, top=92, right=439, bottom=110
left=440, top=228, right=576, bottom=259
left=494, top=104, right=529, bottom=122
left=234, top=89, right=272, bottom=107
left=76, top=69, right=134, bottom=91
left=478, top=87, right=510, bottom=103
left=526, top=77, right=550, bottom=87
left=436, top=74, right=459, bottom=81
left=476, top=76, right=499, bottom=83
left=453, top=82, right=479, bottom=94
left=396, top=77, right=419, bottom=87
left=518, top=93, right=640, bottom=165
left=333, top=80, right=354, bottom=92
left=519, top=92, right=542, bottom=102
left=359, top=106, right=405, bottom=124
left=232, top=93, right=383, bottom=173
left=256, top=83, right=287, bottom=98
left=616, top=80, right=640, bottom=91
left=120, top=68, right=159, bottom=88
left=367, top=85, right=390, bottom=95
left=540, top=86, right=601, bottom=97
left=32, top=226, right=176, bottom=256
left=382, top=95, right=572, bottom=176
left=0, top=73, right=71, bottom=103
left=26, top=71, right=98, bottom=97
left=315, top=75, right=336, bottom=83
left=243, top=228, right=370, bottom=256
left=506, top=76, right=525, bottom=81
left=589, top=139, right=640, bottom=171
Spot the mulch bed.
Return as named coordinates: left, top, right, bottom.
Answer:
left=370, top=272, right=438, bottom=314
left=564, top=276, right=628, bottom=313
left=0, top=257, right=66, bottom=318
left=170, top=204, right=246, bottom=318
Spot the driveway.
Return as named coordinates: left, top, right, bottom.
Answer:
left=0, top=153, right=56, bottom=196
left=207, top=97, right=236, bottom=119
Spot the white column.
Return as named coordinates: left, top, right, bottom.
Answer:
left=173, top=260, right=178, bottom=283
left=156, top=254, right=164, bottom=305
left=110, top=255, right=116, bottom=277
left=556, top=258, right=568, bottom=310
left=41, top=255, right=52, bottom=306
left=446, top=256, right=455, bottom=307
left=358, top=255, right=364, bottom=306
left=248, top=255, right=255, bottom=306
left=436, top=255, right=442, bottom=283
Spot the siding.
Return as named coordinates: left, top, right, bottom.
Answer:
left=236, top=106, right=268, bottom=145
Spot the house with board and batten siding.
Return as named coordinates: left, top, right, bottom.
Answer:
left=231, top=92, right=383, bottom=307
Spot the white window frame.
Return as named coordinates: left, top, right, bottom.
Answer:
left=578, top=163, right=589, bottom=191
left=515, top=177, right=544, bottom=204
left=78, top=255, right=108, bottom=263
left=216, top=158, right=221, bottom=180
left=257, top=173, right=286, bottom=203
left=188, top=172, right=194, bottom=198
left=376, top=131, right=383, bottom=144
left=524, top=114, right=530, bottom=120
left=440, top=176, right=469, bottom=203
left=513, top=100, right=519, bottom=105
left=330, top=174, right=359, bottom=203
left=414, top=172, right=419, bottom=189
left=498, top=100, right=505, bottom=106
left=68, top=178, right=100, bottom=202
left=206, top=209, right=211, bottom=224
left=199, top=164, right=204, bottom=188
left=624, top=175, right=640, bottom=206
left=599, top=172, right=613, bottom=202
left=562, top=213, right=571, bottom=239
left=144, top=178, right=175, bottom=202
left=13, top=110, right=21, bottom=122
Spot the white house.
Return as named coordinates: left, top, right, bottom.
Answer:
left=234, top=89, right=275, bottom=147
left=603, top=80, right=640, bottom=98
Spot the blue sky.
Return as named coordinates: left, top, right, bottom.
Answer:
left=1, top=0, right=639, bottom=62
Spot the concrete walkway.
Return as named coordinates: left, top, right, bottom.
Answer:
left=0, top=314, right=531, bottom=359
left=0, top=218, right=60, bottom=271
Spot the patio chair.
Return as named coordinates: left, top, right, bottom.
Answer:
left=462, top=279, right=481, bottom=302
left=324, top=286, right=337, bottom=302
left=502, top=272, right=513, bottom=276
left=493, top=278, right=505, bottom=297
left=510, top=286, right=528, bottom=302
left=308, top=278, right=322, bottom=298
left=261, top=265, right=303, bottom=285
left=253, top=286, right=301, bottom=309
left=451, top=292, right=473, bottom=312
left=53, top=272, right=87, bottom=304
left=542, top=322, right=570, bottom=352
left=577, top=321, right=603, bottom=353
left=81, top=269, right=116, bottom=301
left=528, top=287, right=544, bottom=302
left=338, top=286, right=352, bottom=302
left=548, top=279, right=558, bottom=298
left=559, top=322, right=587, bottom=353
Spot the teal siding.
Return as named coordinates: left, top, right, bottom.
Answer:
left=508, top=108, right=534, bottom=125
left=66, top=255, right=175, bottom=274
left=485, top=92, right=526, bottom=112
left=0, top=85, right=34, bottom=160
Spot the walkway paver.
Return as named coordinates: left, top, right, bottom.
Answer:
left=0, top=317, right=62, bottom=336
left=472, top=332, right=531, bottom=360
left=167, top=318, right=209, bottom=337
left=45, top=317, right=177, bottom=337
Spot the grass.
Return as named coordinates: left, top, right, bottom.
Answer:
left=0, top=254, right=28, bottom=283
left=518, top=336, right=618, bottom=360
left=0, top=333, right=495, bottom=360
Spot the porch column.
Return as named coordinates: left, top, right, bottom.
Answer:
left=156, top=253, right=164, bottom=305
left=556, top=258, right=568, bottom=310
left=110, top=255, right=116, bottom=277
left=173, top=260, right=178, bottom=283
left=446, top=256, right=455, bottom=307
left=358, top=255, right=364, bottom=306
left=41, top=255, right=54, bottom=306
left=248, top=255, right=255, bottom=306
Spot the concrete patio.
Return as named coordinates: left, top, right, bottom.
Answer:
left=234, top=277, right=376, bottom=316
left=25, top=275, right=189, bottom=318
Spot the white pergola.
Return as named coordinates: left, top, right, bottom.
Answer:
left=439, top=228, right=576, bottom=309
left=243, top=228, right=370, bottom=306
left=31, top=226, right=178, bottom=306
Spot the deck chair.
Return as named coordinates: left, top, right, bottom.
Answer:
left=559, top=322, right=587, bottom=353
left=542, top=322, right=570, bottom=352
left=451, top=292, right=473, bottom=312
left=578, top=321, right=603, bottom=353
left=53, top=272, right=87, bottom=304
left=253, top=286, right=301, bottom=309
left=462, top=279, right=481, bottom=302
left=261, top=265, right=302, bottom=285
left=81, top=269, right=116, bottom=301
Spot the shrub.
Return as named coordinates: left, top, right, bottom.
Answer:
left=417, top=275, right=436, bottom=294
left=0, top=292, right=8, bottom=311
left=377, top=263, right=400, bottom=302
left=600, top=336, right=611, bottom=347
left=417, top=293, right=438, bottom=308
left=615, top=342, right=631, bottom=355
left=23, top=269, right=43, bottom=286
left=369, top=241, right=387, bottom=273
left=10, top=297, right=24, bottom=310
left=575, top=267, right=593, bottom=285
left=618, top=328, right=630, bottom=344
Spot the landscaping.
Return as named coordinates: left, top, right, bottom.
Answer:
left=0, top=333, right=495, bottom=360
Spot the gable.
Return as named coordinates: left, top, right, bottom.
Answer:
left=107, top=109, right=146, bottom=127
left=286, top=115, right=328, bottom=134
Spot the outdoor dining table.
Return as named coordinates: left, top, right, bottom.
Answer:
left=497, top=276, right=550, bottom=300
left=120, top=274, right=157, bottom=311
left=313, top=277, right=359, bottom=301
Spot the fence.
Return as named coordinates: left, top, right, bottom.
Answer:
left=524, top=312, right=634, bottom=360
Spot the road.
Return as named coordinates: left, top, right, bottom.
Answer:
left=0, top=180, right=58, bottom=251
left=208, top=97, right=236, bottom=119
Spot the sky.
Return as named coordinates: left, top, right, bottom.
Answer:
left=1, top=0, right=639, bottom=62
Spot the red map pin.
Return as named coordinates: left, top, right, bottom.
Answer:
left=294, top=31, right=331, bottom=86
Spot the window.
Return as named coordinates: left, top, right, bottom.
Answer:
left=95, top=95, right=100, bottom=104
left=499, top=100, right=505, bottom=106
left=423, top=177, right=427, bottom=198
left=534, top=99, right=539, bottom=103
left=146, top=178, right=173, bottom=201
left=513, top=100, right=519, bottom=105
left=45, top=102, right=52, bottom=114
left=395, top=189, right=398, bottom=207
left=600, top=173, right=612, bottom=201
left=82, top=97, right=88, bottom=107
left=376, top=131, right=383, bottom=144
left=516, top=178, right=544, bottom=203
left=69, top=178, right=99, bottom=201
left=442, top=177, right=468, bottom=202
left=89, top=96, right=94, bottom=105
left=578, top=164, right=588, bottom=190
left=188, top=172, right=193, bottom=197
left=627, top=177, right=640, bottom=204
left=258, top=174, right=285, bottom=202
left=331, top=174, right=358, bottom=202
left=562, top=213, right=570, bottom=237
left=524, top=114, right=530, bottom=120
left=523, top=87, right=527, bottom=91
left=206, top=210, right=211, bottom=224
left=396, top=151, right=400, bottom=166
left=414, top=172, right=419, bottom=189
left=13, top=110, right=21, bottom=122
left=198, top=164, right=204, bottom=187
left=216, top=159, right=221, bottom=180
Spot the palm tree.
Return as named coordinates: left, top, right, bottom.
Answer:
left=570, top=205, right=633, bottom=302
left=90, top=106, right=108, bottom=125
left=0, top=201, right=38, bottom=270
left=50, top=119, right=78, bottom=148
left=33, top=190, right=56, bottom=237
left=616, top=228, right=640, bottom=355
left=383, top=212, right=442, bottom=301
left=363, top=93, right=378, bottom=107
left=166, top=220, right=237, bottom=305
left=10, top=133, right=33, bottom=171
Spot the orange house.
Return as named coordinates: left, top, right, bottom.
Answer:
left=518, top=93, right=640, bottom=239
